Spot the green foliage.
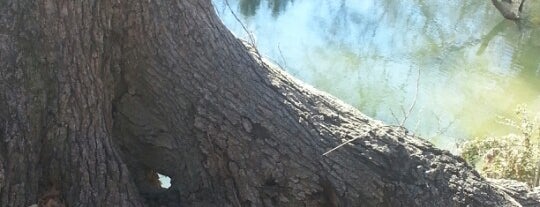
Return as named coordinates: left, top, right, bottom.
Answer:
left=460, top=105, right=540, bottom=186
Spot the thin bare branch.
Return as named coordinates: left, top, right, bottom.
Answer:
left=224, top=0, right=266, bottom=66
left=390, top=109, right=401, bottom=124
left=400, top=68, right=421, bottom=127
left=322, top=134, right=366, bottom=156
left=323, top=126, right=395, bottom=156
left=277, top=43, right=289, bottom=69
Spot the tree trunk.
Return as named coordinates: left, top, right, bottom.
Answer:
left=0, top=0, right=533, bottom=206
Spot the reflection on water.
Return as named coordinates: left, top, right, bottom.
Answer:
left=212, top=0, right=540, bottom=152
left=237, top=0, right=294, bottom=17
left=238, top=0, right=260, bottom=17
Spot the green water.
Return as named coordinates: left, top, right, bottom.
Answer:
left=212, top=0, right=540, bottom=152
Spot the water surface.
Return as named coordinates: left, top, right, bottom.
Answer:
left=212, top=0, right=540, bottom=152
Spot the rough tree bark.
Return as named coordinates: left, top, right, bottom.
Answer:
left=0, top=0, right=536, bottom=206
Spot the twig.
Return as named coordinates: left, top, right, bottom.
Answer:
left=399, top=68, right=420, bottom=127
left=277, top=43, right=288, bottom=69
left=224, top=0, right=266, bottom=67
left=413, top=107, right=424, bottom=132
left=427, top=112, right=455, bottom=140
left=323, top=126, right=398, bottom=156
left=225, top=0, right=255, bottom=45
left=323, top=133, right=368, bottom=156
left=390, top=109, right=401, bottom=124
